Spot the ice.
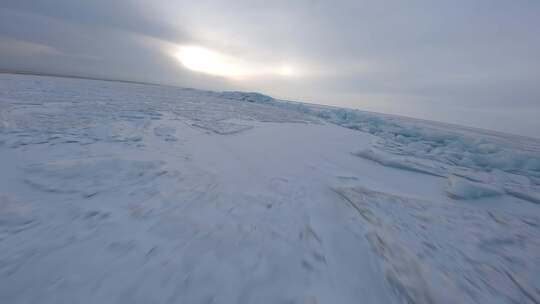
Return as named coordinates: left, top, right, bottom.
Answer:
left=354, top=148, right=447, bottom=177
left=446, top=175, right=505, bottom=199
left=504, top=184, right=540, bottom=204
left=0, top=195, right=35, bottom=237
left=153, top=125, right=178, bottom=141
left=191, top=120, right=253, bottom=135
left=334, top=186, right=540, bottom=304
left=218, top=91, right=275, bottom=104
left=224, top=92, right=540, bottom=201
left=1, top=73, right=540, bottom=303
left=23, top=158, right=166, bottom=197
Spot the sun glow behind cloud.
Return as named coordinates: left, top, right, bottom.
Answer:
left=171, top=45, right=297, bottom=79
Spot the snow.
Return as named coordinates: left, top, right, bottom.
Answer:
left=1, top=73, right=540, bottom=303
left=334, top=186, right=540, bottom=304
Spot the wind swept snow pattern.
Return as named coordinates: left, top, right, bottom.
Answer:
left=1, top=73, right=540, bottom=303
left=334, top=186, right=540, bottom=304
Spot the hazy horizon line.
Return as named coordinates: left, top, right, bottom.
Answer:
left=2, top=69, right=538, bottom=141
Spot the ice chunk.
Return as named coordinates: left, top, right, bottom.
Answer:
left=446, top=175, right=505, bottom=199
left=354, top=148, right=446, bottom=177
left=219, top=91, right=275, bottom=104
left=153, top=126, right=177, bottom=141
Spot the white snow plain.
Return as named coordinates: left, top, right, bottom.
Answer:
left=1, top=73, right=539, bottom=304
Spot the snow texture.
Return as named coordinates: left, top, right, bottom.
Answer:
left=1, top=73, right=540, bottom=304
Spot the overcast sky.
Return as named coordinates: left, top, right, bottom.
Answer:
left=1, top=0, right=539, bottom=137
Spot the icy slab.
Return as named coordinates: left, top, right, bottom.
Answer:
left=353, top=145, right=540, bottom=203
left=446, top=175, right=505, bottom=199
left=309, top=107, right=540, bottom=182
left=354, top=148, right=447, bottom=177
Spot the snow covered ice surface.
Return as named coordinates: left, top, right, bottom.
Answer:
left=1, top=73, right=540, bottom=304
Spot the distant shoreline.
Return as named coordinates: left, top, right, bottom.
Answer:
left=0, top=69, right=166, bottom=88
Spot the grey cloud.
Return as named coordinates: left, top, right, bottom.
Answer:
left=1, top=0, right=188, bottom=42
